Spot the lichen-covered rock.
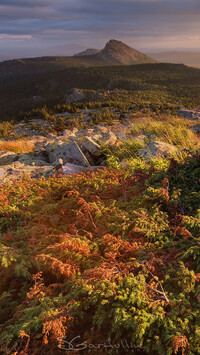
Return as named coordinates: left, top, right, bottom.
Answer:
left=0, top=168, right=6, bottom=183
left=138, top=141, right=179, bottom=159
left=62, top=163, right=103, bottom=176
left=17, top=154, right=50, bottom=166
left=177, top=109, right=200, bottom=120
left=189, top=124, right=200, bottom=133
left=0, top=151, right=18, bottom=165
left=62, top=129, right=76, bottom=139
left=97, top=131, right=118, bottom=146
left=62, top=163, right=88, bottom=175
left=64, top=88, right=85, bottom=104
left=81, top=137, right=101, bottom=155
left=0, top=162, right=54, bottom=184
left=45, top=141, right=90, bottom=167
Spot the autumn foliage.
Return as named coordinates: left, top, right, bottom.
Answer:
left=0, top=154, right=200, bottom=354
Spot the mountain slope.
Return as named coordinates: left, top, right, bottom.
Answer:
left=74, top=48, right=101, bottom=57
left=95, top=39, right=156, bottom=64
left=0, top=40, right=157, bottom=82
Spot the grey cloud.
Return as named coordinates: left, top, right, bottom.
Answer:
left=0, top=0, right=53, bottom=7
left=1, top=0, right=200, bottom=57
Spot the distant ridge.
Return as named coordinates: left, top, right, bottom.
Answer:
left=148, top=51, right=200, bottom=68
left=0, top=55, right=10, bottom=62
left=74, top=48, right=101, bottom=57
left=0, top=39, right=157, bottom=83
left=74, top=39, right=156, bottom=65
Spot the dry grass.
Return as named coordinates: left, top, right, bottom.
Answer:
left=130, top=115, right=200, bottom=150
left=0, top=139, right=35, bottom=153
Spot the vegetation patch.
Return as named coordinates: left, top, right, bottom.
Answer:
left=0, top=139, right=36, bottom=154
left=0, top=154, right=200, bottom=354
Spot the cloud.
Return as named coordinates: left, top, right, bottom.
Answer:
left=0, top=34, right=32, bottom=39
left=1, top=0, right=200, bottom=57
left=0, top=0, right=53, bottom=7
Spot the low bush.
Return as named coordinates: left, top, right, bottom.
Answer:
left=0, top=153, right=200, bottom=354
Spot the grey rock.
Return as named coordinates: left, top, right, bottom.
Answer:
left=138, top=141, right=179, bottom=159
left=134, top=135, right=147, bottom=143
left=17, top=154, right=50, bottom=166
left=62, top=163, right=88, bottom=175
left=32, top=96, right=44, bottom=103
left=64, top=88, right=85, bottom=104
left=0, top=168, right=6, bottom=183
left=177, top=109, right=200, bottom=120
left=45, top=141, right=90, bottom=167
left=54, top=158, right=63, bottom=171
left=115, top=132, right=127, bottom=140
left=62, top=163, right=103, bottom=176
left=97, top=131, right=118, bottom=146
left=81, top=137, right=101, bottom=155
left=0, top=162, right=54, bottom=183
left=62, top=129, right=76, bottom=139
left=189, top=124, right=200, bottom=133
left=0, top=151, right=18, bottom=165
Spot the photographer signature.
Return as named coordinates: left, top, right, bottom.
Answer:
left=57, top=336, right=144, bottom=352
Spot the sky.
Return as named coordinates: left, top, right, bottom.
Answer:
left=1, top=0, right=200, bottom=59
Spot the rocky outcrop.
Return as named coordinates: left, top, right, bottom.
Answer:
left=177, top=109, right=200, bottom=120
left=138, top=141, right=179, bottom=159
left=0, top=162, right=54, bottom=184
left=13, top=120, right=53, bottom=137
left=32, top=96, right=45, bottom=104
left=64, top=88, right=85, bottom=104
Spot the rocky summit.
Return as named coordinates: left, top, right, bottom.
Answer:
left=95, top=39, right=157, bottom=64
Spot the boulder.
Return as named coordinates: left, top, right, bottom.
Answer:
left=0, top=151, right=18, bottom=165
left=138, top=141, right=179, bottom=159
left=80, top=128, right=95, bottom=137
left=32, top=96, right=45, bottom=103
left=81, top=137, right=101, bottom=155
left=115, top=132, right=127, bottom=141
left=17, top=154, right=50, bottom=166
left=0, top=168, right=6, bottom=183
left=134, top=135, right=147, bottom=143
left=54, top=158, right=63, bottom=171
left=62, top=163, right=88, bottom=175
left=64, top=88, right=85, bottom=104
left=62, top=129, right=76, bottom=139
left=189, top=124, right=200, bottom=133
left=45, top=141, right=90, bottom=167
left=0, top=162, right=54, bottom=183
left=94, top=125, right=110, bottom=134
left=98, top=131, right=118, bottom=146
left=62, top=163, right=103, bottom=176
left=177, top=109, right=200, bottom=120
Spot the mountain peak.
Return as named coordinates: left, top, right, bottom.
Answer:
left=96, top=39, right=156, bottom=65
left=106, top=39, right=128, bottom=46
